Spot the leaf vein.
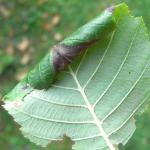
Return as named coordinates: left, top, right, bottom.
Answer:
left=93, top=20, right=142, bottom=108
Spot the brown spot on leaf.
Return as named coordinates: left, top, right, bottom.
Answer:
left=106, top=6, right=115, bottom=13
left=12, top=100, right=23, bottom=108
left=52, top=40, right=96, bottom=71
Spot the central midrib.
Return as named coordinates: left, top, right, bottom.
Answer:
left=69, top=66, right=116, bottom=150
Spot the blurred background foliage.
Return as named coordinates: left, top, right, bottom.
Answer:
left=0, top=0, right=150, bottom=149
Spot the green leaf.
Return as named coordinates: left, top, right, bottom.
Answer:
left=3, top=3, right=150, bottom=150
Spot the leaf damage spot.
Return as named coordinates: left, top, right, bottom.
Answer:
left=3, top=99, right=23, bottom=110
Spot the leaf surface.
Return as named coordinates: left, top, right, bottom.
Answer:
left=3, top=3, right=150, bottom=150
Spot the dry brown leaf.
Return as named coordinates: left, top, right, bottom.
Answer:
left=21, top=52, right=31, bottom=65
left=37, top=0, right=48, bottom=5
left=0, top=5, right=11, bottom=18
left=15, top=67, right=28, bottom=81
left=41, top=13, right=49, bottom=19
left=17, top=38, right=30, bottom=52
left=51, top=15, right=60, bottom=25
left=42, top=22, right=53, bottom=31
left=54, top=33, right=63, bottom=41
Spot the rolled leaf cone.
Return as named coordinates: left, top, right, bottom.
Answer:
left=4, top=6, right=115, bottom=101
